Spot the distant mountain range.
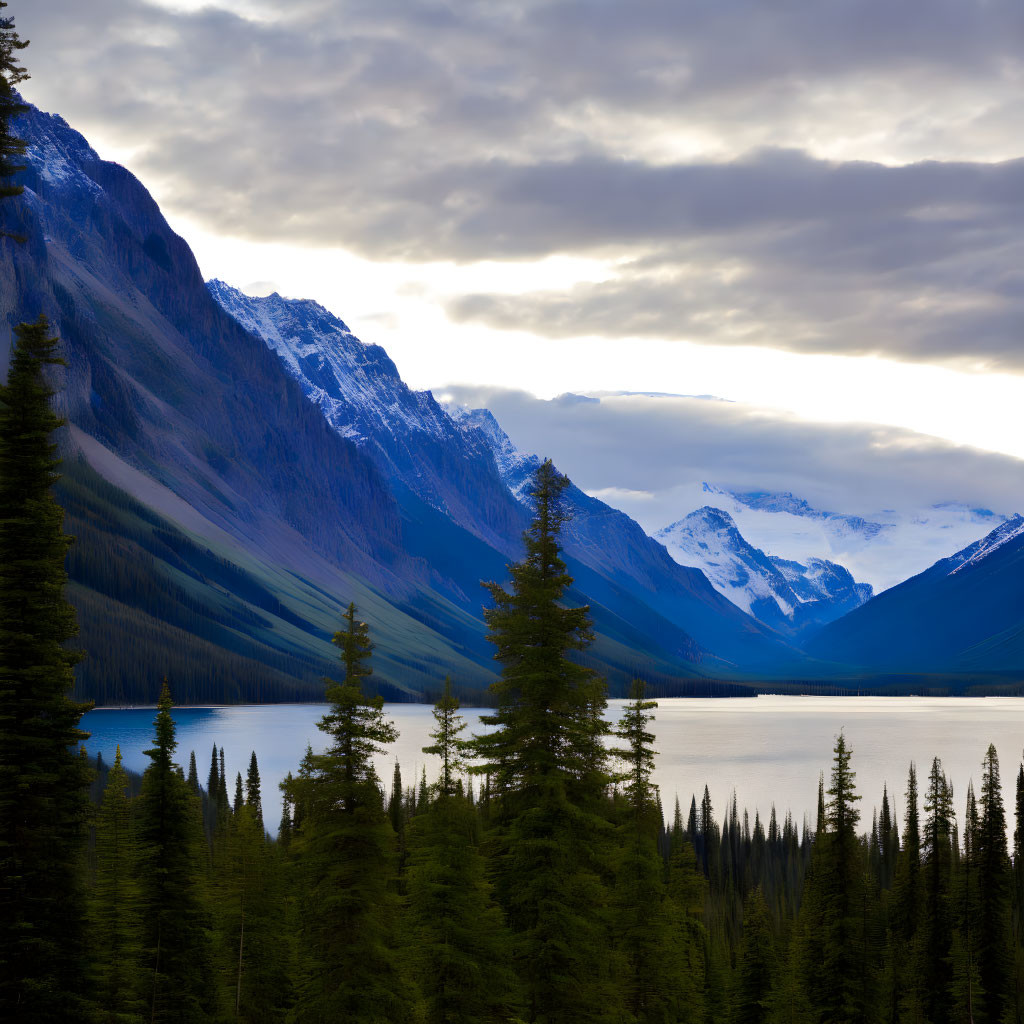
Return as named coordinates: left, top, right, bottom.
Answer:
left=692, top=484, right=1010, bottom=593
left=4, top=100, right=1023, bottom=701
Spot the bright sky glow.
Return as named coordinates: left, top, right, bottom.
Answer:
left=177, top=216, right=1024, bottom=462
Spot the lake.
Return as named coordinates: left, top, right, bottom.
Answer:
left=81, top=696, right=1024, bottom=835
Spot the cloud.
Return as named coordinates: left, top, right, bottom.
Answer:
left=14, top=0, right=1024, bottom=367
left=444, top=154, right=1024, bottom=368
left=442, top=386, right=1024, bottom=533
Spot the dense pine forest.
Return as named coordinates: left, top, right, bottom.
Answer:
left=4, top=7, right=1024, bottom=1023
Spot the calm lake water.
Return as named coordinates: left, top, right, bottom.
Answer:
left=81, top=696, right=1024, bottom=836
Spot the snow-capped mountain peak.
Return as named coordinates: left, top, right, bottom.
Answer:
left=442, top=404, right=539, bottom=503
left=692, top=483, right=1012, bottom=592
left=207, top=279, right=440, bottom=444
left=656, top=506, right=872, bottom=638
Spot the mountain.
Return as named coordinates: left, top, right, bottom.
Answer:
left=444, top=407, right=814, bottom=670
left=656, top=507, right=872, bottom=639
left=1, top=101, right=812, bottom=702
left=2, top=103, right=478, bottom=703
left=207, top=285, right=805, bottom=676
left=697, top=484, right=1010, bottom=593
left=206, top=282, right=523, bottom=557
left=806, top=515, right=1024, bottom=672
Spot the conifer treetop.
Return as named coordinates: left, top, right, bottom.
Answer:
left=422, top=676, right=472, bottom=798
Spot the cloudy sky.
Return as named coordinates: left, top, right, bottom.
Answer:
left=17, top=0, right=1024, bottom=537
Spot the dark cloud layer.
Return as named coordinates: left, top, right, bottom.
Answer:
left=16, top=0, right=1024, bottom=367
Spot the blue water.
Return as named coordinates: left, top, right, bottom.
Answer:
left=81, top=696, right=1024, bottom=836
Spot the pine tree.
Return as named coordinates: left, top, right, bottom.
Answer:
left=878, top=784, right=898, bottom=891
left=797, top=732, right=873, bottom=1023
left=135, top=683, right=217, bottom=1022
left=88, top=746, right=145, bottom=1023
left=976, top=743, right=1012, bottom=1022
left=207, top=744, right=219, bottom=797
left=0, top=0, right=28, bottom=236
left=334, top=600, right=373, bottom=690
left=217, top=747, right=229, bottom=823
left=0, top=317, right=93, bottom=1020
left=233, top=771, right=244, bottom=814
left=920, top=757, right=955, bottom=1024
left=893, top=763, right=922, bottom=942
left=187, top=751, right=199, bottom=793
left=952, top=782, right=984, bottom=1024
left=475, top=459, right=615, bottom=1023
left=735, top=887, right=776, bottom=1024
left=610, top=679, right=687, bottom=1022
left=388, top=760, right=404, bottom=835
left=213, top=798, right=292, bottom=1022
left=205, top=744, right=220, bottom=833
left=277, top=780, right=293, bottom=849
left=405, top=685, right=519, bottom=1022
left=418, top=765, right=429, bottom=812
left=282, top=605, right=413, bottom=1022
left=245, top=751, right=263, bottom=834
left=423, top=675, right=472, bottom=796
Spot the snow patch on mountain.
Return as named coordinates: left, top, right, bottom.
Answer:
left=656, top=506, right=872, bottom=636
left=208, top=279, right=454, bottom=446
left=946, top=514, right=1024, bottom=576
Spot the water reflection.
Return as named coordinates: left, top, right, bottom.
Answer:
left=81, top=696, right=1024, bottom=837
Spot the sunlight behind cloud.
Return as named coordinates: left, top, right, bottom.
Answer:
left=175, top=218, right=1024, bottom=466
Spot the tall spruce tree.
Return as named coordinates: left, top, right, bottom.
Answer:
left=893, top=762, right=922, bottom=942
left=88, top=746, right=145, bottom=1023
left=388, top=760, right=404, bottom=835
left=213, top=795, right=292, bottom=1021
left=920, top=757, right=955, bottom=1024
left=0, top=0, right=28, bottom=231
left=797, top=732, right=874, bottom=1023
left=610, top=679, right=686, bottom=1022
left=245, top=751, right=263, bottom=834
left=282, top=604, right=413, bottom=1022
left=136, top=682, right=216, bottom=1022
left=475, top=458, right=616, bottom=1023
left=423, top=675, right=471, bottom=797
left=952, top=782, right=984, bottom=1024
left=976, top=743, right=1012, bottom=1022
left=0, top=316, right=94, bottom=1020
left=405, top=682, right=520, bottom=1023
left=335, top=600, right=373, bottom=691
left=734, top=886, right=776, bottom=1024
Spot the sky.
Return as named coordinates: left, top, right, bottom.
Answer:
left=15, top=0, right=1024, bottom=541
